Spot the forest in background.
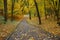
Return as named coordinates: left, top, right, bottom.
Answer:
left=0, top=0, right=60, bottom=25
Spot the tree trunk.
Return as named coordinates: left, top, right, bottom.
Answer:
left=11, top=0, right=15, bottom=21
left=44, top=0, right=47, bottom=19
left=28, top=0, right=31, bottom=20
left=34, top=0, right=41, bottom=24
left=57, top=0, right=60, bottom=25
left=29, top=11, right=31, bottom=19
left=3, top=0, right=7, bottom=23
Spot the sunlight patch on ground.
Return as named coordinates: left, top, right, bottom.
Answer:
left=28, top=37, right=35, bottom=40
left=24, top=15, right=29, bottom=18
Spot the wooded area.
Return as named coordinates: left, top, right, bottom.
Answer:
left=0, top=0, right=60, bottom=40
left=0, top=0, right=60, bottom=25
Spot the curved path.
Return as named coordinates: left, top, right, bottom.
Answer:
left=7, top=18, right=59, bottom=40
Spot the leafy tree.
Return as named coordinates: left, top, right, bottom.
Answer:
left=57, top=0, right=60, bottom=25
left=44, top=0, right=47, bottom=19
left=3, top=0, right=7, bottom=23
left=34, top=0, right=41, bottom=24
left=29, top=10, right=31, bottom=19
left=11, top=0, right=15, bottom=21
left=47, top=0, right=60, bottom=25
left=28, top=0, right=31, bottom=19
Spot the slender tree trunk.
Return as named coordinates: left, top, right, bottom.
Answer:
left=44, top=0, right=47, bottom=19
left=11, top=0, right=15, bottom=21
left=29, top=11, right=31, bottom=19
left=28, top=0, right=31, bottom=20
left=3, top=0, right=7, bottom=23
left=57, top=0, right=60, bottom=25
left=34, top=0, right=41, bottom=24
